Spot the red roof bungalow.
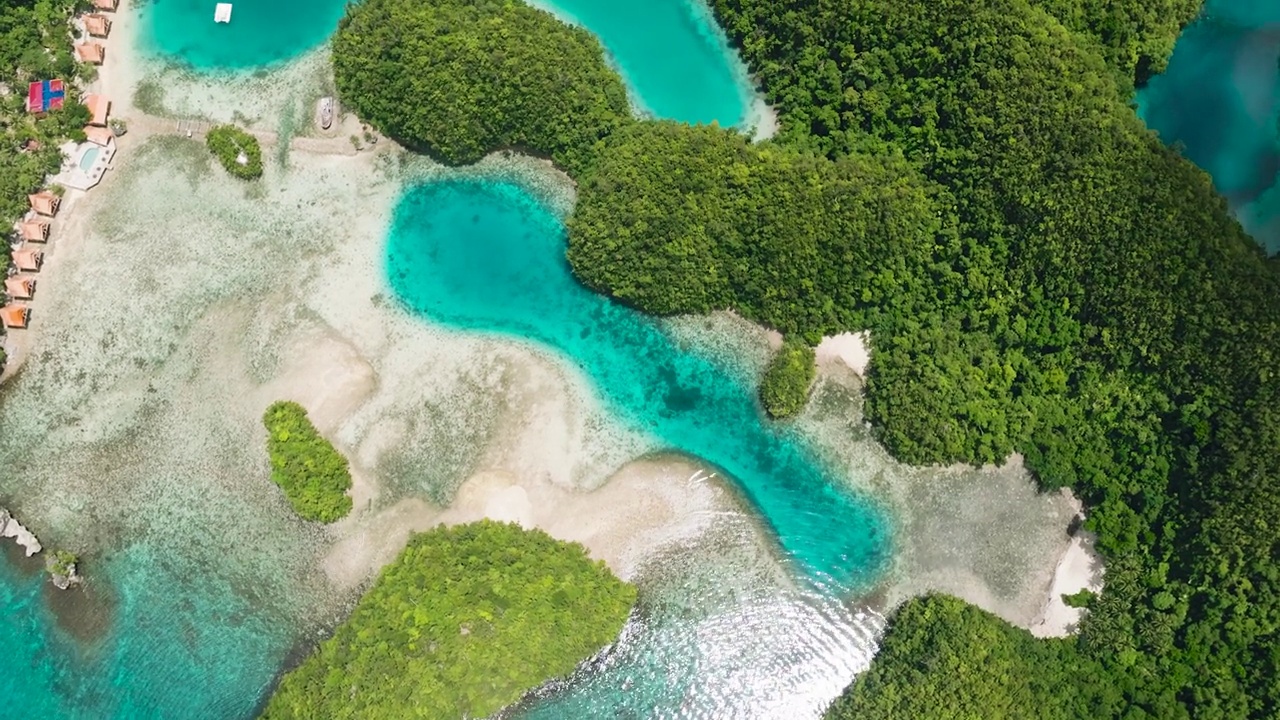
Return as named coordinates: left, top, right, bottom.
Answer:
left=84, top=14, right=111, bottom=37
left=91, top=0, right=117, bottom=11
left=12, top=248, right=44, bottom=273
left=19, top=220, right=50, bottom=242
left=84, top=125, right=114, bottom=146
left=1, top=305, right=30, bottom=330
left=28, top=192, right=59, bottom=217
left=83, top=94, right=110, bottom=126
left=5, top=277, right=35, bottom=301
left=75, top=42, right=105, bottom=64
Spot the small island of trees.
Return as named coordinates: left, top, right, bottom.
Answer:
left=262, top=401, right=352, bottom=523
left=260, top=520, right=636, bottom=719
left=206, top=125, right=263, bottom=180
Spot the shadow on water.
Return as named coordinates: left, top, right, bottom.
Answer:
left=385, top=177, right=893, bottom=592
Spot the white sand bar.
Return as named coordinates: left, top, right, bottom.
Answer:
left=1030, top=530, right=1105, bottom=638
left=816, top=331, right=871, bottom=376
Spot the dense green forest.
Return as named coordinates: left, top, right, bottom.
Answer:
left=262, top=401, right=353, bottom=522
left=332, top=0, right=629, bottom=176
left=705, top=0, right=1279, bottom=715
left=760, top=337, right=817, bottom=418
left=260, top=520, right=636, bottom=719
left=333, top=0, right=1280, bottom=715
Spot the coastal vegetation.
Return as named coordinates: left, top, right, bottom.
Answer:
left=760, top=337, right=816, bottom=419
left=332, top=0, right=630, bottom=176
left=331, top=0, right=1280, bottom=714
left=262, top=401, right=352, bottom=522
left=260, top=520, right=636, bottom=719
left=205, top=125, right=263, bottom=179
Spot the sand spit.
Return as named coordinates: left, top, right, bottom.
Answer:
left=1030, top=527, right=1105, bottom=638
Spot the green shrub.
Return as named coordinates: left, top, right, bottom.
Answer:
left=205, top=124, right=263, bottom=179
left=260, top=520, right=637, bottom=719
left=1061, top=588, right=1095, bottom=609
left=760, top=337, right=817, bottom=418
left=332, top=0, right=630, bottom=176
left=262, top=401, right=352, bottom=522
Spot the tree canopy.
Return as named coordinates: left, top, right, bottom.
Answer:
left=332, top=0, right=631, bottom=176
left=260, top=520, right=636, bottom=720
left=262, top=401, right=353, bottom=523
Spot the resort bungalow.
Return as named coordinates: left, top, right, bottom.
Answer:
left=19, top=219, right=50, bottom=243
left=75, top=42, right=105, bottom=64
left=83, top=94, right=110, bottom=126
left=28, top=192, right=59, bottom=217
left=12, top=248, right=44, bottom=273
left=84, top=125, right=114, bottom=146
left=1, top=305, right=30, bottom=330
left=5, top=277, right=35, bottom=301
left=91, top=0, right=117, bottom=11
left=84, top=14, right=111, bottom=37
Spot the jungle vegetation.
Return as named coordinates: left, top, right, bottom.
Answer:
left=760, top=337, right=817, bottom=419
left=333, top=0, right=1280, bottom=715
left=262, top=401, right=352, bottom=523
left=332, top=0, right=630, bottom=177
left=260, top=520, right=636, bottom=720
left=205, top=125, right=263, bottom=179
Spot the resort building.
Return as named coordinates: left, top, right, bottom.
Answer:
left=1, top=305, right=30, bottom=330
left=84, top=126, right=114, bottom=146
left=19, top=219, right=50, bottom=243
left=83, top=94, right=110, bottom=126
left=91, top=0, right=117, bottom=11
left=75, top=42, right=105, bottom=64
left=12, top=248, right=44, bottom=273
left=5, top=277, right=36, bottom=301
left=26, top=79, right=65, bottom=114
left=28, top=192, right=60, bottom=217
left=84, top=14, right=111, bottom=37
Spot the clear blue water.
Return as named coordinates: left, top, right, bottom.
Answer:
left=386, top=179, right=891, bottom=588
left=78, top=146, right=100, bottom=171
left=533, top=0, right=750, bottom=126
left=1136, top=0, right=1280, bottom=254
left=139, top=0, right=752, bottom=130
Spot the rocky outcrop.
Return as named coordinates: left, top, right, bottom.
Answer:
left=0, top=507, right=43, bottom=556
left=46, top=550, right=81, bottom=590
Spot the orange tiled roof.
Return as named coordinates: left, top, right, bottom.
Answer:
left=83, top=93, right=110, bottom=126
left=5, top=277, right=35, bottom=300
left=28, top=192, right=59, bottom=216
left=84, top=125, right=113, bottom=146
left=91, top=0, right=117, bottom=11
left=20, top=220, right=50, bottom=242
left=84, top=14, right=111, bottom=36
left=12, top=248, right=43, bottom=272
left=1, top=305, right=30, bottom=329
left=75, top=42, right=104, bottom=64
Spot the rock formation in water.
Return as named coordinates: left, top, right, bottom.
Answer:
left=46, top=550, right=82, bottom=590
left=0, top=507, right=43, bottom=556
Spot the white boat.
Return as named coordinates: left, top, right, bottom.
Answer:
left=319, top=97, right=334, bottom=130
left=214, top=3, right=232, bottom=23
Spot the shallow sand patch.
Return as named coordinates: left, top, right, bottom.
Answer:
left=1030, top=528, right=1105, bottom=638
left=816, top=331, right=871, bottom=376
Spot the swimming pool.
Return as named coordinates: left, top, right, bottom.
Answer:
left=78, top=146, right=100, bottom=172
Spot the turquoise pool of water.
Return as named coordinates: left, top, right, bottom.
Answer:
left=1136, top=0, right=1280, bottom=254
left=386, top=178, right=891, bottom=588
left=78, top=146, right=100, bottom=172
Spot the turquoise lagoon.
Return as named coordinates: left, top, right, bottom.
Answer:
left=141, top=0, right=753, bottom=129
left=1137, top=0, right=1280, bottom=254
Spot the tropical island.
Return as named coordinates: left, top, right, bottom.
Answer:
left=331, top=0, right=1279, bottom=715
left=0, top=0, right=1274, bottom=716
left=260, top=520, right=635, bottom=719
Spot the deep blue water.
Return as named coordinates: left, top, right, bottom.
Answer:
left=1137, top=0, right=1280, bottom=254
left=386, top=179, right=891, bottom=587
